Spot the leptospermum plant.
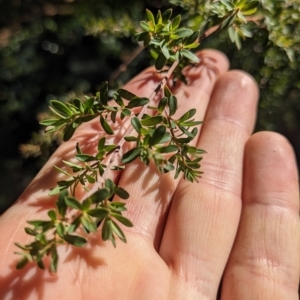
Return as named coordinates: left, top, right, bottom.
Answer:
left=15, top=1, right=259, bottom=272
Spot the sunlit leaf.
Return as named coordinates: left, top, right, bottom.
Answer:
left=64, top=234, right=87, bottom=247
left=122, top=147, right=142, bottom=164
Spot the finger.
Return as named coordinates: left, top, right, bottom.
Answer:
left=118, top=50, right=229, bottom=248
left=159, top=71, right=259, bottom=299
left=222, top=132, right=300, bottom=300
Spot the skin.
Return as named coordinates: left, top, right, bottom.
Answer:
left=0, top=50, right=299, bottom=300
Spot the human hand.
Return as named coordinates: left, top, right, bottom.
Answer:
left=0, top=50, right=299, bottom=300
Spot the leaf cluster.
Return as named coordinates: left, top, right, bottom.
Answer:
left=122, top=86, right=205, bottom=182
left=210, top=0, right=259, bottom=49
left=40, top=82, right=150, bottom=142
left=15, top=180, right=132, bottom=272
left=135, top=8, right=200, bottom=71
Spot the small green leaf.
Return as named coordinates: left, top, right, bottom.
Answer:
left=37, top=259, right=45, bottom=270
left=155, top=52, right=167, bottom=70
left=105, top=178, right=115, bottom=193
left=73, top=98, right=84, bottom=111
left=67, top=216, right=81, bottom=233
left=122, top=147, right=142, bottom=164
left=76, top=154, right=96, bottom=162
left=178, top=108, right=197, bottom=123
left=122, top=108, right=131, bottom=116
left=168, top=95, right=178, bottom=116
left=64, top=234, right=87, bottom=247
left=185, top=31, right=199, bottom=45
left=16, top=255, right=29, bottom=269
left=49, top=186, right=62, bottom=196
left=164, top=86, right=172, bottom=98
left=159, top=132, right=171, bottom=143
left=50, top=246, right=58, bottom=273
left=175, top=28, right=193, bottom=38
left=101, top=218, right=112, bottom=242
left=221, top=13, right=236, bottom=30
left=82, top=198, right=92, bottom=211
left=161, top=44, right=170, bottom=59
left=48, top=210, right=56, bottom=221
left=162, top=8, right=172, bottom=22
left=158, top=96, right=168, bottom=113
left=149, top=125, right=166, bottom=146
left=136, top=31, right=151, bottom=46
left=86, top=175, right=96, bottom=184
left=131, top=117, right=142, bottom=134
left=109, top=202, right=127, bottom=212
left=39, top=119, right=60, bottom=126
left=118, top=89, right=136, bottom=100
left=156, top=10, right=162, bottom=24
left=126, top=97, right=149, bottom=109
left=100, top=115, right=114, bottom=135
left=111, top=213, right=133, bottom=227
left=124, top=136, right=138, bottom=142
left=141, top=115, right=163, bottom=126
left=140, top=20, right=150, bottom=31
left=25, top=227, right=36, bottom=235
left=76, top=143, right=82, bottom=154
left=145, top=9, right=155, bottom=24
left=56, top=222, right=65, bottom=238
left=81, top=214, right=97, bottom=232
left=15, top=243, right=30, bottom=251
left=53, top=165, right=73, bottom=177
left=65, top=196, right=83, bottom=210
left=172, top=15, right=181, bottom=30
left=83, top=97, right=94, bottom=113
left=91, top=188, right=111, bottom=203
left=156, top=145, right=178, bottom=153
left=27, top=220, right=53, bottom=229
left=115, top=186, right=130, bottom=199
left=241, top=1, right=259, bottom=15
left=63, top=123, right=77, bottom=141
left=87, top=207, right=109, bottom=219
left=111, top=220, right=127, bottom=243
left=50, top=100, right=72, bottom=117
left=62, top=160, right=83, bottom=172
left=56, top=190, right=68, bottom=217
left=183, top=42, right=200, bottom=49
left=180, top=49, right=200, bottom=63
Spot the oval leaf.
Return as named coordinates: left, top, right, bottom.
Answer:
left=64, top=234, right=87, bottom=247
left=155, top=52, right=167, bottom=70
left=131, top=117, right=142, bottom=134
left=100, top=115, right=114, bottom=135
left=149, top=125, right=166, bottom=146
left=87, top=207, right=109, bottom=218
left=118, top=89, right=136, bottom=100
left=50, top=100, right=72, bottom=117
left=122, top=147, right=142, bottom=164
left=126, top=97, right=149, bottom=109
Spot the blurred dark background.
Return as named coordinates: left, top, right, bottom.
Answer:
left=0, top=0, right=299, bottom=213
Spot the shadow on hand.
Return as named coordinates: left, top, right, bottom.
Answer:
left=1, top=235, right=106, bottom=300
left=0, top=262, right=57, bottom=300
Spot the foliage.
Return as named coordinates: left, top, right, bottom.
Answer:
left=13, top=2, right=261, bottom=272
left=0, top=0, right=298, bottom=272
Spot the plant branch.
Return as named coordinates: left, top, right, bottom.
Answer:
left=83, top=59, right=180, bottom=199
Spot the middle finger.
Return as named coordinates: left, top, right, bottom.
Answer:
left=160, top=70, right=259, bottom=299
